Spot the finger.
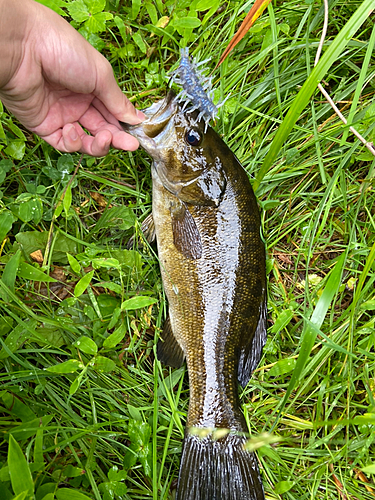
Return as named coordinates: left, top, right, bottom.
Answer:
left=111, top=130, right=140, bottom=152
left=94, top=59, right=146, bottom=125
left=39, top=124, right=83, bottom=153
left=81, top=129, right=112, bottom=156
left=62, top=123, right=83, bottom=152
left=78, top=106, right=140, bottom=152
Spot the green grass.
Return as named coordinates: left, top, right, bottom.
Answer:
left=1, top=0, right=375, bottom=499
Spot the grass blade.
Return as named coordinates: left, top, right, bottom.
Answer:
left=254, top=0, right=375, bottom=191
left=8, top=435, right=34, bottom=498
left=271, top=252, right=346, bottom=430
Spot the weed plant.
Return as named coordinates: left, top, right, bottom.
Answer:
left=0, top=1, right=374, bottom=499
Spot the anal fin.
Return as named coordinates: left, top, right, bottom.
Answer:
left=238, top=291, right=267, bottom=388
left=157, top=316, right=185, bottom=368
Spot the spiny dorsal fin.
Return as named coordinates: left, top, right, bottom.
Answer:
left=157, top=316, right=185, bottom=368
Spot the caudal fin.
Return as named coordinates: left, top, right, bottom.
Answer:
left=175, top=431, right=264, bottom=500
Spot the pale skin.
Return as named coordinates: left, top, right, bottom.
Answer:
left=0, top=0, right=145, bottom=156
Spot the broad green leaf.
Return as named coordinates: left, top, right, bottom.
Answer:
left=74, top=270, right=94, bottom=297
left=67, top=253, right=81, bottom=274
left=254, top=0, right=375, bottom=190
left=270, top=309, right=293, bottom=334
left=360, top=300, right=375, bottom=311
left=127, top=404, right=142, bottom=421
left=145, top=2, right=157, bottom=24
left=4, top=140, right=25, bottom=160
left=0, top=465, right=9, bottom=481
left=2, top=391, right=36, bottom=421
left=103, top=323, right=126, bottom=349
left=64, top=465, right=85, bottom=477
left=8, top=435, right=34, bottom=497
left=107, top=466, right=127, bottom=481
left=114, top=15, right=127, bottom=40
left=97, top=294, right=121, bottom=318
left=16, top=231, right=76, bottom=264
left=18, top=262, right=57, bottom=283
left=41, top=494, right=55, bottom=500
left=0, top=210, right=16, bottom=242
left=35, top=483, right=56, bottom=500
left=89, top=206, right=136, bottom=235
left=35, top=0, right=67, bottom=16
left=73, top=336, right=98, bottom=355
left=57, top=153, right=75, bottom=173
left=245, top=432, right=281, bottom=452
left=0, top=159, right=12, bottom=184
left=86, top=0, right=106, bottom=14
left=274, top=481, right=295, bottom=494
left=46, top=359, right=84, bottom=373
left=0, top=321, right=37, bottom=360
left=85, top=11, right=113, bottom=33
left=267, top=358, right=296, bottom=378
left=132, top=32, right=147, bottom=53
left=173, top=17, right=201, bottom=29
left=2, top=249, right=21, bottom=294
left=93, top=355, right=116, bottom=372
left=94, top=281, right=122, bottom=295
left=128, top=419, right=151, bottom=447
left=127, top=419, right=152, bottom=477
left=361, top=464, right=375, bottom=474
left=67, top=0, right=89, bottom=22
left=18, top=197, right=43, bottom=224
left=121, top=296, right=157, bottom=311
left=63, top=184, right=72, bottom=216
left=131, top=0, right=141, bottom=20
left=56, top=488, right=93, bottom=500
left=196, top=0, right=219, bottom=10
left=9, top=415, right=53, bottom=441
left=69, top=377, right=81, bottom=395
left=91, top=257, right=120, bottom=269
left=11, top=492, right=29, bottom=500
left=33, top=428, right=44, bottom=465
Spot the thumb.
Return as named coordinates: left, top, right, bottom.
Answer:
left=95, top=58, right=145, bottom=125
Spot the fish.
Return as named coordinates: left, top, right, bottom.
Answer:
left=121, top=91, right=267, bottom=500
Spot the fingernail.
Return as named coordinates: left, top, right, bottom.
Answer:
left=69, top=126, right=78, bottom=141
left=136, top=109, right=146, bottom=121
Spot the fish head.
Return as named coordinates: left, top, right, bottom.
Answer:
left=121, top=92, right=227, bottom=206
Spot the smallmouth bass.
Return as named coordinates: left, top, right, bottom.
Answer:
left=122, top=92, right=267, bottom=500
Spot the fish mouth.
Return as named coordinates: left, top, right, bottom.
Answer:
left=120, top=91, right=179, bottom=158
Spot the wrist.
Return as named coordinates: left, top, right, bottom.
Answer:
left=0, top=0, right=34, bottom=90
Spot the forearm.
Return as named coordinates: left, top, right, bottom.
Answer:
left=0, top=0, right=34, bottom=90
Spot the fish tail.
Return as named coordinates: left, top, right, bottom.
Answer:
left=175, top=430, right=265, bottom=500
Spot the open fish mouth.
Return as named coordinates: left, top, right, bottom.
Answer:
left=120, top=91, right=179, bottom=158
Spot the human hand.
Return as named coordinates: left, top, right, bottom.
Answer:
left=0, top=0, right=145, bottom=156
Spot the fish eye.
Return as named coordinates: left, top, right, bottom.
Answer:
left=185, top=129, right=202, bottom=147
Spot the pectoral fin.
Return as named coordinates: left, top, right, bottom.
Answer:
left=157, top=316, right=185, bottom=368
left=127, top=213, right=156, bottom=249
left=171, top=202, right=202, bottom=260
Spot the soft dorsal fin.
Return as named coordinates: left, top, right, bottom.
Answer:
left=157, top=316, right=185, bottom=368
left=237, top=292, right=267, bottom=387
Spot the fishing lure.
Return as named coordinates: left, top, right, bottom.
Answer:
left=171, top=48, right=224, bottom=131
